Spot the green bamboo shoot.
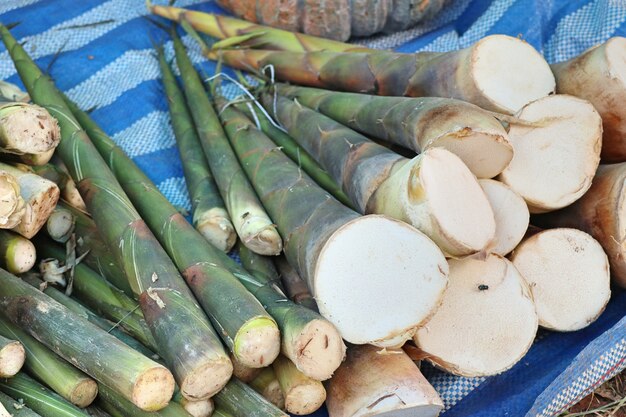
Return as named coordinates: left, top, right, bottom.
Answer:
left=249, top=367, right=285, bottom=410
left=275, top=257, right=317, bottom=312
left=273, top=355, right=325, bottom=415
left=213, top=379, right=287, bottom=417
left=45, top=206, right=75, bottom=243
left=172, top=34, right=282, bottom=256
left=0, top=334, right=24, bottom=378
left=158, top=46, right=236, bottom=252
left=0, top=230, right=36, bottom=274
left=0, top=102, right=60, bottom=155
left=97, top=383, right=193, bottom=417
left=0, top=316, right=98, bottom=408
left=0, top=391, right=41, bottom=417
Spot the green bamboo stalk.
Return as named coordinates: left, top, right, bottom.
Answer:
left=0, top=334, right=24, bottom=378
left=275, top=256, right=318, bottom=312
left=58, top=202, right=132, bottom=295
left=146, top=2, right=360, bottom=52
left=212, top=409, right=235, bottom=417
left=237, top=241, right=280, bottom=287
left=273, top=83, right=512, bottom=179
left=0, top=268, right=173, bottom=410
left=215, top=99, right=449, bottom=348
left=158, top=46, right=236, bottom=253
left=0, top=373, right=89, bottom=417
left=33, top=238, right=158, bottom=351
left=273, top=355, right=326, bottom=415
left=96, top=401, right=125, bottom=417
left=0, top=316, right=98, bottom=408
left=86, top=406, right=112, bottom=417
left=0, top=391, right=41, bottom=417
left=213, top=379, right=287, bottom=417
left=62, top=89, right=279, bottom=370
left=20, top=273, right=156, bottom=359
left=172, top=33, right=282, bottom=256
left=0, top=230, right=36, bottom=274
left=45, top=206, right=75, bottom=243
left=234, top=102, right=353, bottom=208
left=0, top=26, right=228, bottom=402
left=97, top=383, right=193, bottom=417
left=249, top=367, right=285, bottom=411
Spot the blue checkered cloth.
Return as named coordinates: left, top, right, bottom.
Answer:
left=1, top=1, right=624, bottom=416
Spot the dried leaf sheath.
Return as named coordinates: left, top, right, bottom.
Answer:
left=172, top=34, right=282, bottom=256
left=63, top=89, right=278, bottom=370
left=0, top=25, right=225, bottom=402
left=158, top=46, right=236, bottom=253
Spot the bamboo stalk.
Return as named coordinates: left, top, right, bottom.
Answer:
left=0, top=102, right=60, bottom=155
left=97, top=383, right=194, bottom=417
left=0, top=268, right=174, bottom=410
left=262, top=93, right=495, bottom=257
left=34, top=239, right=158, bottom=351
left=45, top=206, right=75, bottom=243
left=274, top=83, right=512, bottom=179
left=0, top=334, right=25, bottom=378
left=237, top=241, right=280, bottom=287
left=275, top=256, right=318, bottom=312
left=273, top=355, right=325, bottom=415
left=0, top=230, right=36, bottom=274
left=158, top=46, right=236, bottom=253
left=0, top=391, right=41, bottom=417
left=172, top=34, right=282, bottom=256
left=327, top=345, right=443, bottom=417
left=213, top=379, right=288, bottom=417
left=0, top=25, right=231, bottom=402
left=249, top=367, right=285, bottom=410
left=86, top=406, right=112, bottom=417
left=235, top=102, right=353, bottom=208
left=62, top=90, right=278, bottom=371
left=0, top=170, right=25, bottom=229
left=0, top=373, right=89, bottom=417
left=0, top=316, right=98, bottom=408
left=0, top=162, right=59, bottom=238
left=217, top=100, right=448, bottom=348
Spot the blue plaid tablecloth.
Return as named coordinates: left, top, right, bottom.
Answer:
left=1, top=1, right=625, bottom=416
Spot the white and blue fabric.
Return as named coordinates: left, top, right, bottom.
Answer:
left=1, top=1, right=624, bottom=416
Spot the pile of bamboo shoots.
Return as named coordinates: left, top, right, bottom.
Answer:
left=0, top=4, right=623, bottom=416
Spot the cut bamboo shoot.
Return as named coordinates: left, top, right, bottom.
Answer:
left=327, top=345, right=443, bottom=417
left=249, top=367, right=285, bottom=410
left=510, top=228, right=611, bottom=331
left=534, top=163, right=626, bottom=288
left=0, top=335, right=24, bottom=378
left=0, top=171, right=25, bottom=229
left=273, top=355, right=325, bottom=415
left=478, top=179, right=529, bottom=256
left=414, top=254, right=538, bottom=376
left=45, top=207, right=75, bottom=243
left=498, top=95, right=602, bottom=213
left=0, top=230, right=36, bottom=274
left=552, top=37, right=626, bottom=162
left=0, top=102, right=60, bottom=155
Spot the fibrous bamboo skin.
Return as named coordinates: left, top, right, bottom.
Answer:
left=173, top=34, right=282, bottom=256
left=275, top=256, right=318, bottom=312
left=59, top=202, right=131, bottom=295
left=213, top=379, right=288, bottom=417
left=262, top=94, right=494, bottom=256
left=0, top=171, right=25, bottom=229
left=534, top=163, right=626, bottom=288
left=0, top=102, right=60, bottom=155
left=217, top=102, right=448, bottom=347
left=235, top=102, right=354, bottom=208
left=274, top=84, right=513, bottom=178
left=0, top=316, right=98, bottom=408
left=0, top=270, right=174, bottom=410
left=62, top=97, right=277, bottom=371
left=158, top=47, right=236, bottom=253
left=327, top=345, right=443, bottom=417
left=0, top=162, right=59, bottom=239
left=0, top=373, right=89, bottom=417
left=34, top=239, right=158, bottom=352
left=0, top=334, right=24, bottom=378
left=0, top=230, right=36, bottom=274
left=0, top=25, right=227, bottom=402
left=552, top=37, right=626, bottom=162
left=237, top=241, right=281, bottom=287
left=0, top=391, right=41, bottom=417
left=97, top=383, right=194, bottom=417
